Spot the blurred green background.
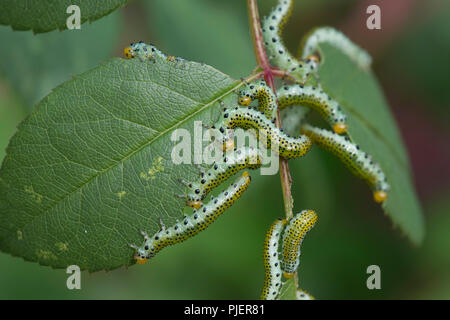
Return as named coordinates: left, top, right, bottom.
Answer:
left=0, top=0, right=449, bottom=299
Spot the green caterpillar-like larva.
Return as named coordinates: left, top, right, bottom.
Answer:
left=124, top=41, right=184, bottom=63
left=300, top=124, right=390, bottom=203
left=262, top=0, right=319, bottom=83
left=299, top=27, right=372, bottom=71
left=281, top=210, right=318, bottom=278
left=261, top=218, right=286, bottom=300
left=131, top=172, right=251, bottom=264
left=277, top=84, right=348, bottom=134
left=180, top=147, right=262, bottom=209
left=213, top=104, right=312, bottom=159
left=238, top=80, right=278, bottom=120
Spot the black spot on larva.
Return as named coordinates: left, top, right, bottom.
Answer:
left=272, top=38, right=277, bottom=43
left=269, top=26, right=275, bottom=30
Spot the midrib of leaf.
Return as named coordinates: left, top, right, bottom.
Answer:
left=7, top=76, right=241, bottom=239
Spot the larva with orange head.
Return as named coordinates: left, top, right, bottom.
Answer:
left=214, top=105, right=312, bottom=159
left=130, top=172, right=251, bottom=264
left=123, top=41, right=184, bottom=63
left=300, top=27, right=372, bottom=71
left=277, top=84, right=348, bottom=134
left=300, top=124, right=389, bottom=203
left=281, top=210, right=318, bottom=278
left=238, top=80, right=278, bottom=120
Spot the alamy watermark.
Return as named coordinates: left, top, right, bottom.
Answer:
left=366, top=4, right=381, bottom=30
left=66, top=5, right=81, bottom=30
left=366, top=264, right=381, bottom=290
left=66, top=265, right=81, bottom=290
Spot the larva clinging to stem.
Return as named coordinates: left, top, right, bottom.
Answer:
left=281, top=210, right=318, bottom=278
left=213, top=103, right=312, bottom=159
left=238, top=80, right=278, bottom=121
left=261, top=218, right=286, bottom=300
left=262, top=0, right=319, bottom=83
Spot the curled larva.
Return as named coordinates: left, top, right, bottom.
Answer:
left=180, top=147, right=262, bottom=208
left=261, top=218, right=286, bottom=300
left=277, top=84, right=348, bottom=134
left=300, top=27, right=372, bottom=71
left=130, top=172, right=251, bottom=264
left=296, top=289, right=315, bottom=300
left=262, top=0, right=318, bottom=83
left=300, top=124, right=390, bottom=203
left=238, top=80, right=277, bottom=120
left=124, top=41, right=183, bottom=63
left=214, top=105, right=312, bottom=159
left=281, top=210, right=318, bottom=278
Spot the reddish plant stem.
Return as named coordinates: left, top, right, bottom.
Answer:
left=247, top=0, right=294, bottom=220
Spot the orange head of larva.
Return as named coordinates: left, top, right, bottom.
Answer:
left=222, top=139, right=235, bottom=152
left=187, top=200, right=202, bottom=209
left=305, top=54, right=321, bottom=64
left=124, top=46, right=134, bottom=59
left=333, top=123, right=348, bottom=134
left=373, top=190, right=388, bottom=203
left=238, top=96, right=252, bottom=106
left=134, top=253, right=148, bottom=265
left=166, top=55, right=176, bottom=62
left=242, top=171, right=250, bottom=178
left=283, top=272, right=294, bottom=279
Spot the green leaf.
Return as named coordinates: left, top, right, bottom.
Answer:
left=0, top=11, right=121, bottom=111
left=316, top=43, right=425, bottom=245
left=0, top=57, right=239, bottom=271
left=278, top=278, right=296, bottom=300
left=0, top=0, right=129, bottom=33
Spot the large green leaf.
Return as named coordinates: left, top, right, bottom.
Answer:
left=316, top=43, right=425, bottom=245
left=0, top=11, right=121, bottom=111
left=0, top=0, right=129, bottom=33
left=0, top=57, right=239, bottom=271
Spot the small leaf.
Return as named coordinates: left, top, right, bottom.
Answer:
left=0, top=0, right=129, bottom=33
left=0, top=57, right=239, bottom=271
left=316, top=43, right=425, bottom=245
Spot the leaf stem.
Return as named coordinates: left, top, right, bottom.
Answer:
left=246, top=0, right=298, bottom=293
